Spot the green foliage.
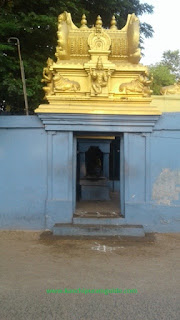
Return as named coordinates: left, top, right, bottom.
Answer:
left=149, top=64, right=176, bottom=95
left=82, top=0, right=153, bottom=29
left=0, top=0, right=154, bottom=114
left=161, top=50, right=180, bottom=80
left=149, top=50, right=180, bottom=95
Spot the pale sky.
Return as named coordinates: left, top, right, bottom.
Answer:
left=139, top=0, right=180, bottom=66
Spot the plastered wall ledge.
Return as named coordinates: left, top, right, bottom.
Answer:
left=151, top=95, right=180, bottom=113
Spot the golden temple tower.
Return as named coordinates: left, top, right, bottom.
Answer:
left=35, top=11, right=160, bottom=115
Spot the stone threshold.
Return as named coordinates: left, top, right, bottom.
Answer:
left=53, top=223, right=145, bottom=237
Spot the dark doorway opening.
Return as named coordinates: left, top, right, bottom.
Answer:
left=74, top=135, right=123, bottom=219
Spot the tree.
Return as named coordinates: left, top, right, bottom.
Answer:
left=149, top=64, right=176, bottom=95
left=0, top=0, right=85, bottom=114
left=82, top=0, right=154, bottom=38
left=161, top=50, right=180, bottom=80
left=149, top=50, right=180, bottom=95
left=0, top=0, right=154, bottom=114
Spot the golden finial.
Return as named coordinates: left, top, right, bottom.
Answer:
left=95, top=15, right=102, bottom=31
left=110, top=15, right=117, bottom=30
left=80, top=14, right=88, bottom=29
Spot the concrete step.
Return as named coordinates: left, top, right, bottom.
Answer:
left=53, top=223, right=145, bottom=237
left=73, top=217, right=124, bottom=225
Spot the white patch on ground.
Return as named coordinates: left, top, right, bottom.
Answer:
left=152, top=168, right=180, bottom=205
left=91, top=242, right=124, bottom=253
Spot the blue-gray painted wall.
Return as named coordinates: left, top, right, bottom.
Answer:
left=0, top=113, right=180, bottom=232
left=0, top=117, right=47, bottom=229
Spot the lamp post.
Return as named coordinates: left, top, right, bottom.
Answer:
left=8, top=37, right=29, bottom=115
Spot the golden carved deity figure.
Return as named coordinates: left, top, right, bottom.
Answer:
left=41, top=58, right=54, bottom=96
left=54, top=73, right=80, bottom=92
left=160, top=81, right=180, bottom=95
left=90, top=57, right=111, bottom=95
left=119, top=71, right=153, bottom=97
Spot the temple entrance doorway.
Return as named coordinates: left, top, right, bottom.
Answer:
left=74, top=135, right=124, bottom=219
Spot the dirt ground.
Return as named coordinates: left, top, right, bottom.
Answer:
left=0, top=231, right=180, bottom=320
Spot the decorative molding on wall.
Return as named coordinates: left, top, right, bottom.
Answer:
left=38, top=113, right=160, bottom=133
